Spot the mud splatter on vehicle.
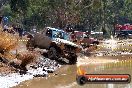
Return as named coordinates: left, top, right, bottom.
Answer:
left=27, top=27, right=82, bottom=64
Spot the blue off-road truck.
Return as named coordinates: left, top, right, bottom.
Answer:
left=26, top=27, right=82, bottom=64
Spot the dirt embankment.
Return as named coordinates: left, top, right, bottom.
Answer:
left=0, top=31, right=38, bottom=74
left=0, top=31, right=62, bottom=88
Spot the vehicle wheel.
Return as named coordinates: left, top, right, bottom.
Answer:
left=119, top=37, right=122, bottom=40
left=76, top=76, right=87, bottom=85
left=69, top=54, right=77, bottom=65
left=120, top=36, right=127, bottom=40
left=48, top=47, right=59, bottom=60
left=93, top=42, right=99, bottom=49
left=93, top=41, right=99, bottom=45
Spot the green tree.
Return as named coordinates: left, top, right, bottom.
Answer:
left=1, top=0, right=131, bottom=32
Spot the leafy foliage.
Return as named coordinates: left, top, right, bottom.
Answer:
left=0, top=0, right=131, bottom=32
left=10, top=0, right=29, bottom=15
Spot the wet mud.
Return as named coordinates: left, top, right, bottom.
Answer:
left=13, top=39, right=132, bottom=88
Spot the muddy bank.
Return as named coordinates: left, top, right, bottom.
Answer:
left=13, top=65, right=77, bottom=88
left=0, top=62, right=16, bottom=75
left=13, top=65, right=132, bottom=88
left=0, top=56, right=61, bottom=88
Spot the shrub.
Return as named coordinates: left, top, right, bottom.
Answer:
left=0, top=32, right=18, bottom=54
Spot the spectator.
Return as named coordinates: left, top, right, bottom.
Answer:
left=0, top=16, right=2, bottom=23
left=8, top=25, right=15, bottom=34
left=18, top=27, right=23, bottom=38
left=0, top=16, right=3, bottom=31
left=12, top=24, right=17, bottom=33
left=3, top=25, right=8, bottom=32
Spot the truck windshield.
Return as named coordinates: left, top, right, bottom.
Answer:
left=52, top=30, right=70, bottom=40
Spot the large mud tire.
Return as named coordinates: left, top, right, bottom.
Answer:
left=69, top=54, right=77, bottom=65
left=93, top=41, right=99, bottom=45
left=93, top=41, right=99, bottom=49
left=48, top=47, right=59, bottom=60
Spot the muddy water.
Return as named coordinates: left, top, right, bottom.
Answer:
left=98, top=39, right=132, bottom=52
left=14, top=39, right=132, bottom=88
left=13, top=65, right=77, bottom=88
left=14, top=54, right=132, bottom=88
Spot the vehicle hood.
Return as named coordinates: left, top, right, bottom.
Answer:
left=53, top=38, right=81, bottom=48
